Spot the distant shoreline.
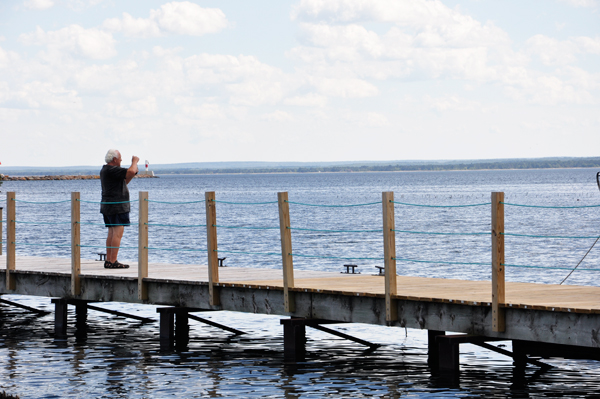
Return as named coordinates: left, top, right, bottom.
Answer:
left=0, top=174, right=158, bottom=181
left=1, top=157, right=599, bottom=177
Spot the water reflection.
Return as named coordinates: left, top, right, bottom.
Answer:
left=1, top=300, right=600, bottom=397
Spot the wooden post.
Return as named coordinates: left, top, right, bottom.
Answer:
left=382, top=192, right=397, bottom=322
left=138, top=191, right=149, bottom=301
left=0, top=206, right=3, bottom=256
left=205, top=192, right=220, bottom=306
left=278, top=192, right=295, bottom=313
left=6, top=192, right=15, bottom=291
left=71, top=192, right=81, bottom=296
left=491, top=192, right=505, bottom=332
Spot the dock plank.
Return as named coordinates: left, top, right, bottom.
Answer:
left=2, top=255, right=600, bottom=314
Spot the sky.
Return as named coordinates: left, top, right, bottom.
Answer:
left=0, top=0, right=599, bottom=167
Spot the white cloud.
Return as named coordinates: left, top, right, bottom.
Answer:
left=103, top=1, right=228, bottom=38
left=292, top=0, right=510, bottom=48
left=1, top=81, right=82, bottom=110
left=103, top=13, right=162, bottom=38
left=19, top=25, right=116, bottom=59
left=526, top=35, right=600, bottom=66
left=288, top=0, right=511, bottom=84
left=0, top=46, right=20, bottom=68
left=260, top=110, right=293, bottom=121
left=312, top=77, right=378, bottom=98
left=424, top=95, right=481, bottom=112
left=526, top=35, right=578, bottom=66
left=105, top=96, right=157, bottom=118
left=284, top=93, right=328, bottom=107
left=23, top=0, right=54, bottom=10
left=503, top=72, right=594, bottom=105
left=342, top=110, right=389, bottom=126
left=557, top=0, right=598, bottom=7
left=572, top=36, right=600, bottom=54
left=181, top=103, right=226, bottom=119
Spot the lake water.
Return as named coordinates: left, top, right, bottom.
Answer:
left=1, top=169, right=600, bottom=398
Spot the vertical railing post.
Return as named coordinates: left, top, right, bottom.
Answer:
left=491, top=192, right=505, bottom=332
left=205, top=191, right=220, bottom=306
left=278, top=192, right=295, bottom=313
left=71, top=192, right=81, bottom=296
left=0, top=206, right=3, bottom=256
left=6, top=192, right=15, bottom=290
left=382, top=192, right=397, bottom=322
left=138, top=191, right=149, bottom=301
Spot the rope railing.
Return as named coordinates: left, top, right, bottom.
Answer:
left=290, top=227, right=382, bottom=233
left=79, top=244, right=137, bottom=250
left=291, top=252, right=384, bottom=261
left=392, top=257, right=489, bottom=266
left=5, top=189, right=600, bottom=330
left=501, top=201, right=600, bottom=209
left=502, top=232, right=600, bottom=239
left=77, top=199, right=136, bottom=205
left=145, top=199, right=206, bottom=204
left=392, top=200, right=491, bottom=208
left=13, top=242, right=71, bottom=248
left=215, top=224, right=278, bottom=230
left=393, top=229, right=490, bottom=236
left=146, top=222, right=207, bottom=228
left=145, top=246, right=208, bottom=253
left=79, top=221, right=132, bottom=226
left=14, top=220, right=71, bottom=225
left=215, top=249, right=282, bottom=257
left=285, top=200, right=381, bottom=207
left=12, top=199, right=71, bottom=204
left=212, top=200, right=278, bottom=205
left=502, top=263, right=600, bottom=272
left=497, top=196, right=600, bottom=289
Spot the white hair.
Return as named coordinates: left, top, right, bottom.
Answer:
left=105, top=149, right=119, bottom=163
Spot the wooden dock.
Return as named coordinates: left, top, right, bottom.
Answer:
left=2, top=254, right=600, bottom=314
left=2, top=190, right=600, bottom=371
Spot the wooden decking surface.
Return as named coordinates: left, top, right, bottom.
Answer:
left=2, top=255, right=599, bottom=314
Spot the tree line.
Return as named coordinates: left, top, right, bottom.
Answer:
left=159, top=158, right=600, bottom=175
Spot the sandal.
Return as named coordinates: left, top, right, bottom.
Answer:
left=111, top=261, right=129, bottom=269
left=104, top=260, right=114, bottom=269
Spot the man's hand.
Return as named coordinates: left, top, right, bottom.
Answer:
left=126, top=155, right=140, bottom=184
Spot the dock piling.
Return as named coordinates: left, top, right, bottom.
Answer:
left=52, top=298, right=69, bottom=338
left=71, top=192, right=81, bottom=296
left=0, top=206, right=3, bottom=255
left=427, top=330, right=446, bottom=368
left=278, top=192, right=295, bottom=313
left=138, top=191, right=149, bottom=300
left=6, top=192, right=15, bottom=291
left=491, top=192, right=506, bottom=332
left=281, top=318, right=306, bottom=361
left=382, top=192, right=397, bottom=322
left=157, top=307, right=191, bottom=349
left=205, top=192, right=220, bottom=306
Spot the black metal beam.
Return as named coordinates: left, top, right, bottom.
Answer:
left=86, top=304, right=155, bottom=323
left=474, top=341, right=551, bottom=369
left=309, top=324, right=380, bottom=349
left=188, top=314, right=245, bottom=335
left=0, top=298, right=50, bottom=315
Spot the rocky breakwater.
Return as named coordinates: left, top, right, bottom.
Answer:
left=0, top=174, right=157, bottom=181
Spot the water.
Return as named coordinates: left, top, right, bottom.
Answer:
left=1, top=169, right=600, bottom=397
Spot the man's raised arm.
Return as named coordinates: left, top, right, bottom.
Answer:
left=125, top=156, right=140, bottom=184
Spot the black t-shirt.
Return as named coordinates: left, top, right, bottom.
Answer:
left=100, top=164, right=130, bottom=215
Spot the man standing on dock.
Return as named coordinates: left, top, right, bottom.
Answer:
left=100, top=149, right=139, bottom=269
